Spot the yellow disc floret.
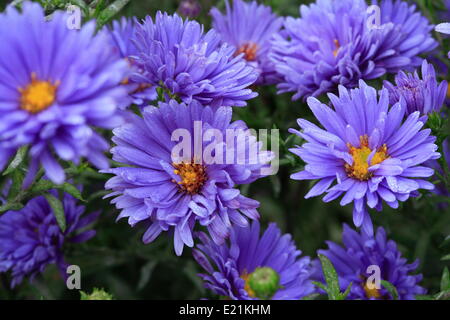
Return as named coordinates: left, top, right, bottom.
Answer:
left=333, top=39, right=340, bottom=57
left=345, top=135, right=389, bottom=181
left=363, top=282, right=382, bottom=299
left=173, top=160, right=207, bottom=195
left=235, top=42, right=258, bottom=61
left=241, top=272, right=256, bottom=298
left=19, top=73, right=58, bottom=113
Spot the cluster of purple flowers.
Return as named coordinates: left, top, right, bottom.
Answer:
left=0, top=190, right=99, bottom=288
left=0, top=0, right=446, bottom=300
left=270, top=0, right=437, bottom=100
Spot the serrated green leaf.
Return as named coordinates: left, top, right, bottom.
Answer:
left=441, top=267, right=450, bottom=291
left=3, top=145, right=28, bottom=176
left=381, top=280, right=399, bottom=300
left=80, top=288, right=113, bottom=300
left=44, top=193, right=66, bottom=232
left=318, top=254, right=341, bottom=300
left=79, top=290, right=89, bottom=300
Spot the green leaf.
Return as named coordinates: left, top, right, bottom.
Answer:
left=80, top=288, right=113, bottom=300
left=441, top=254, right=450, bottom=261
left=30, top=180, right=54, bottom=194
left=340, top=282, right=353, bottom=300
left=435, top=289, right=450, bottom=300
left=61, top=183, right=84, bottom=201
left=3, top=145, right=28, bottom=176
left=30, top=180, right=84, bottom=201
left=137, top=261, right=157, bottom=291
left=68, top=0, right=89, bottom=14
left=311, top=281, right=327, bottom=292
left=301, top=293, right=321, bottom=300
left=44, top=193, right=66, bottom=232
left=441, top=267, right=450, bottom=291
left=440, top=235, right=450, bottom=248
left=318, top=254, right=341, bottom=300
left=0, top=202, right=24, bottom=214
left=380, top=280, right=399, bottom=300
left=7, top=169, right=25, bottom=202
left=96, top=0, right=130, bottom=27
left=415, top=294, right=434, bottom=300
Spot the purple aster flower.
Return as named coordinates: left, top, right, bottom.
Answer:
left=103, top=100, right=273, bottom=255
left=271, top=0, right=437, bottom=100
left=193, top=221, right=315, bottom=300
left=178, top=0, right=202, bottom=19
left=210, top=0, right=283, bottom=85
left=289, top=80, right=440, bottom=236
left=314, top=224, right=426, bottom=300
left=132, top=11, right=259, bottom=108
left=109, top=17, right=157, bottom=107
left=383, top=60, right=447, bottom=116
left=0, top=191, right=99, bottom=288
left=0, top=3, right=129, bottom=184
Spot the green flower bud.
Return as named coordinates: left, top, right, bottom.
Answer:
left=247, top=267, right=280, bottom=299
left=80, top=288, right=113, bottom=300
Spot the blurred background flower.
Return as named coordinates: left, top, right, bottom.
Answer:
left=210, top=0, right=283, bottom=85
left=0, top=190, right=99, bottom=288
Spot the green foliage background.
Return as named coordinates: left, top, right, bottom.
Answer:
left=0, top=0, right=449, bottom=300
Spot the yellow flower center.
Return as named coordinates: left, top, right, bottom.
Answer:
left=333, top=39, right=340, bottom=57
left=363, top=282, right=382, bottom=299
left=241, top=272, right=256, bottom=298
left=345, top=135, right=389, bottom=181
left=173, top=161, right=207, bottom=195
left=235, top=42, right=258, bottom=61
left=19, top=73, right=58, bottom=114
